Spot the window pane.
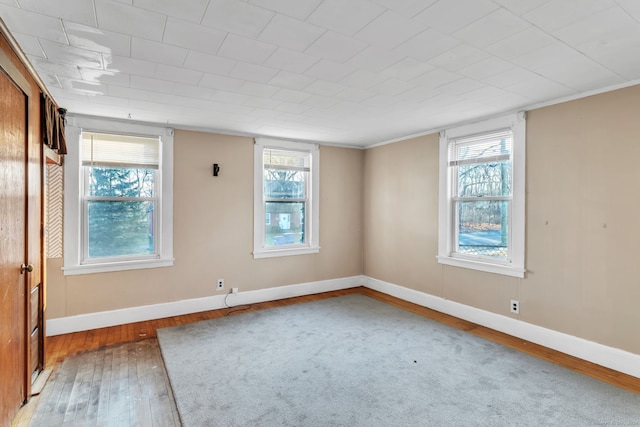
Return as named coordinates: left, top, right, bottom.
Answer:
left=87, top=201, right=155, bottom=258
left=457, top=160, right=511, bottom=197
left=264, top=169, right=306, bottom=199
left=265, top=201, right=305, bottom=246
left=89, top=167, right=155, bottom=197
left=457, top=200, right=508, bottom=259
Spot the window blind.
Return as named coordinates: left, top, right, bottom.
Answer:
left=263, top=148, right=310, bottom=172
left=82, top=132, right=160, bottom=169
left=449, top=130, right=512, bottom=167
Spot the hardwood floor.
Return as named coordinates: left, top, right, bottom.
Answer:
left=12, top=287, right=640, bottom=426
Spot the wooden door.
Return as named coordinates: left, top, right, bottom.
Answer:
left=0, top=67, right=28, bottom=427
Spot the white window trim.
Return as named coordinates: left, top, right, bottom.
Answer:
left=437, top=113, right=526, bottom=278
left=63, top=116, right=174, bottom=275
left=253, top=138, right=320, bottom=259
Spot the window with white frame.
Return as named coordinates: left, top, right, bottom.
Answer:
left=63, top=117, right=173, bottom=275
left=438, top=113, right=525, bottom=278
left=253, top=138, right=319, bottom=258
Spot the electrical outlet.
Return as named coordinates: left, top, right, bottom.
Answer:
left=231, top=287, right=238, bottom=294
left=217, top=279, right=224, bottom=290
left=510, top=299, right=520, bottom=314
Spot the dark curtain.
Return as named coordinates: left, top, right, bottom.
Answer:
left=41, top=93, right=67, bottom=155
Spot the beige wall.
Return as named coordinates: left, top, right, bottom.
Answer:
left=363, top=84, right=640, bottom=355
left=46, top=130, right=364, bottom=318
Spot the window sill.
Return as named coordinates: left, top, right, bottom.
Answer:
left=62, top=258, right=174, bottom=276
left=437, top=255, right=525, bottom=278
left=253, top=246, right=320, bottom=259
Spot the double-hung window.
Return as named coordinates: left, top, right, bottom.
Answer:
left=253, top=138, right=319, bottom=258
left=63, top=117, right=173, bottom=275
left=438, top=113, right=525, bottom=277
left=82, top=132, right=160, bottom=260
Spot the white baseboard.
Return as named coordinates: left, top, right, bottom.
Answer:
left=363, top=276, right=640, bottom=379
left=46, top=275, right=365, bottom=336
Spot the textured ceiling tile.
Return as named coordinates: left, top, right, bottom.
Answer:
left=65, top=22, right=131, bottom=56
left=155, top=64, right=203, bottom=85
left=411, top=68, right=460, bottom=90
left=616, top=0, right=640, bottom=21
left=0, top=5, right=67, bottom=43
left=491, top=0, right=552, bottom=15
left=201, top=0, right=274, bottom=38
left=94, top=0, right=166, bottom=41
left=523, top=0, right=616, bottom=32
left=303, top=80, right=345, bottom=96
left=199, top=73, right=245, bottom=90
left=577, top=31, right=640, bottom=79
left=553, top=7, right=639, bottom=46
left=414, top=0, right=499, bottom=34
left=535, top=56, right=625, bottom=91
left=131, top=38, right=188, bottom=67
left=104, top=54, right=157, bottom=77
left=17, top=0, right=96, bottom=26
left=307, top=0, right=385, bottom=36
left=210, top=90, right=249, bottom=105
left=163, top=17, right=227, bottom=55
left=305, top=59, right=357, bottom=82
left=369, top=0, right=437, bottom=18
left=29, top=57, right=83, bottom=79
left=512, top=42, right=581, bottom=72
left=396, top=28, right=460, bottom=62
left=333, top=87, right=374, bottom=102
left=428, top=44, right=489, bottom=72
left=238, top=81, right=280, bottom=97
left=258, top=14, right=325, bottom=52
left=345, top=46, right=404, bottom=73
left=217, top=34, right=278, bottom=65
left=229, top=61, right=280, bottom=83
left=380, top=57, right=434, bottom=81
left=248, top=0, right=323, bottom=20
left=39, top=39, right=103, bottom=69
left=172, top=83, right=214, bottom=100
left=435, top=78, right=484, bottom=96
left=504, top=75, right=575, bottom=100
left=273, top=101, right=312, bottom=114
left=454, top=8, right=531, bottom=48
left=480, top=66, right=539, bottom=87
left=131, top=75, right=176, bottom=93
left=272, top=88, right=312, bottom=103
left=269, top=71, right=315, bottom=90
left=301, top=94, right=340, bottom=108
left=339, top=69, right=388, bottom=89
left=485, top=26, right=557, bottom=60
left=133, top=0, right=209, bottom=23
left=305, top=31, right=368, bottom=63
left=264, top=48, right=319, bottom=74
left=355, top=10, right=424, bottom=49
left=79, top=68, right=130, bottom=86
left=183, top=51, right=237, bottom=75
left=371, top=78, right=413, bottom=96
left=12, top=33, right=45, bottom=57
left=458, top=58, right=515, bottom=81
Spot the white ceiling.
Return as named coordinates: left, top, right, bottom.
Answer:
left=2, top=0, right=640, bottom=147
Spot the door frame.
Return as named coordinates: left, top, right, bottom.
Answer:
left=0, top=32, right=40, bottom=410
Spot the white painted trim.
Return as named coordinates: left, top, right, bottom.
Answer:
left=437, top=113, right=526, bottom=278
left=253, top=139, right=320, bottom=258
left=46, top=275, right=365, bottom=336
left=63, top=115, right=174, bottom=275
left=363, top=276, right=640, bottom=379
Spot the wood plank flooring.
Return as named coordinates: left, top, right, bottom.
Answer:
left=12, top=287, right=640, bottom=426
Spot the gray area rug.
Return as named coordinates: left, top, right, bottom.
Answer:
left=157, top=294, right=640, bottom=426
